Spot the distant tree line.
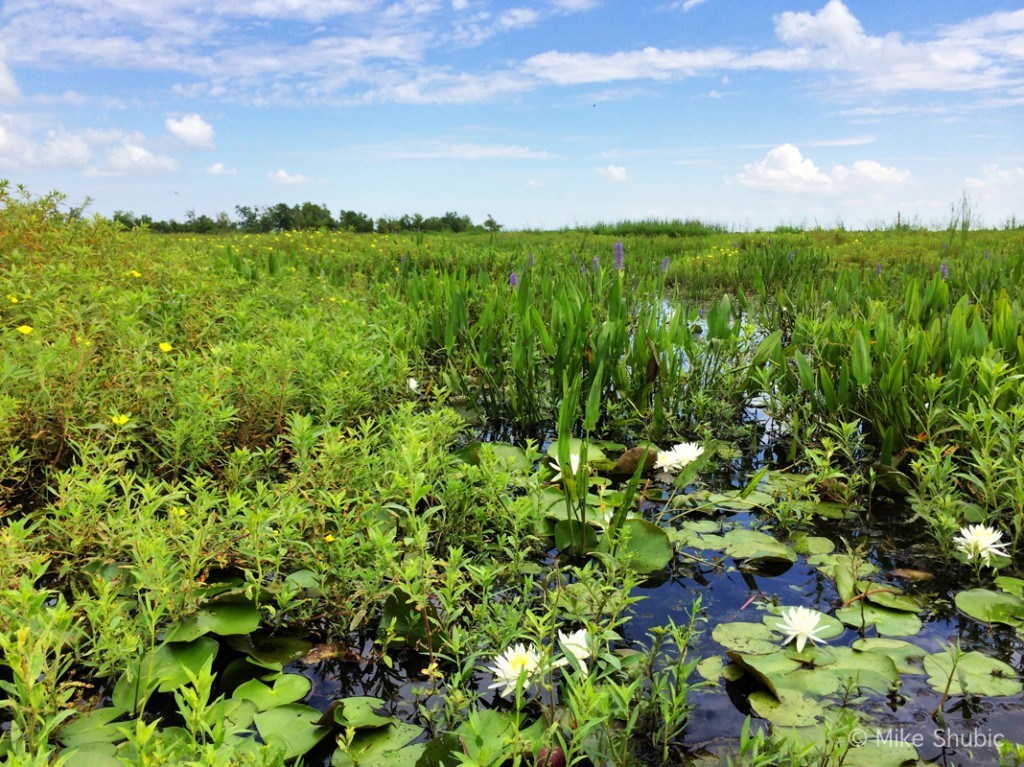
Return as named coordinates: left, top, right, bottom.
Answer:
left=111, top=203, right=502, bottom=234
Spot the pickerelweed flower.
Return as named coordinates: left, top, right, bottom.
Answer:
left=661, top=257, right=670, bottom=273
left=654, top=443, right=704, bottom=474
left=940, top=262, right=949, bottom=280
left=954, top=524, right=1010, bottom=566
left=509, top=270, right=519, bottom=288
left=614, top=242, right=624, bottom=271
left=776, top=606, right=828, bottom=653
left=487, top=643, right=540, bottom=698
left=876, top=263, right=882, bottom=277
left=592, top=256, right=600, bottom=271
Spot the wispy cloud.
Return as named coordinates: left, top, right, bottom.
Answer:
left=375, top=141, right=554, bottom=160
left=207, top=162, right=237, bottom=175
left=597, top=164, right=629, bottom=182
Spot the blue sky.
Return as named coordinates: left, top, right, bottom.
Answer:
left=1, top=0, right=1022, bottom=230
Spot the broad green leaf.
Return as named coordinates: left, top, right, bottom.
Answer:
left=923, top=650, right=1022, bottom=697
left=232, top=674, right=311, bottom=711
left=254, top=704, right=332, bottom=762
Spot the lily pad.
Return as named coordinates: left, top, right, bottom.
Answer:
left=721, top=529, right=797, bottom=564
left=604, top=518, right=673, bottom=573
left=835, top=602, right=922, bottom=637
left=253, top=704, right=332, bottom=762
left=112, top=636, right=219, bottom=714
left=332, top=722, right=424, bottom=767
left=748, top=687, right=821, bottom=727
left=456, top=442, right=532, bottom=473
left=554, top=519, right=599, bottom=555
left=225, top=632, right=313, bottom=665
left=995, top=576, right=1024, bottom=598
left=704, top=489, right=774, bottom=512
left=725, top=650, right=802, bottom=697
left=712, top=622, right=779, bottom=655
left=333, top=697, right=395, bottom=730
left=232, top=673, right=311, bottom=711
left=954, top=588, right=1024, bottom=627
left=923, top=650, right=1022, bottom=697
left=851, top=638, right=927, bottom=675
left=56, top=708, right=127, bottom=748
left=696, top=655, right=724, bottom=682
left=163, top=600, right=261, bottom=643
left=791, top=534, right=836, bottom=556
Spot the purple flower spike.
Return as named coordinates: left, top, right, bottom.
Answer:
left=529, top=252, right=536, bottom=267
left=592, top=256, right=600, bottom=270
left=875, top=263, right=882, bottom=277
left=661, top=257, right=670, bottom=273
left=940, top=262, right=949, bottom=280
left=510, top=270, right=519, bottom=288
left=614, top=241, right=624, bottom=271
left=788, top=252, right=793, bottom=263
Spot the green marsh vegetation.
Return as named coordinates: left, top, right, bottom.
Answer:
left=2, top=180, right=1024, bottom=766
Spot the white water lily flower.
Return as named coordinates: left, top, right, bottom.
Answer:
left=654, top=442, right=704, bottom=474
left=954, top=524, right=1010, bottom=565
left=487, top=642, right=540, bottom=698
left=776, top=606, right=828, bottom=653
left=550, top=452, right=583, bottom=483
left=554, top=628, right=592, bottom=677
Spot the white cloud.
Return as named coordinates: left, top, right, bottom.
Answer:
left=166, top=113, right=215, bottom=147
left=965, top=163, right=1024, bottom=191
left=734, top=143, right=909, bottom=193
left=268, top=169, right=311, bottom=184
left=207, top=162, right=237, bottom=175
left=0, top=57, right=18, bottom=102
left=499, top=8, right=540, bottom=30
left=451, top=0, right=469, bottom=9
left=105, top=143, right=178, bottom=174
left=597, top=164, right=629, bottom=182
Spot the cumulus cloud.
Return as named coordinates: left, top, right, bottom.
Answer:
left=268, top=169, right=311, bottom=184
left=166, top=113, right=215, bottom=147
left=207, top=161, right=237, bottom=175
left=734, top=143, right=909, bottom=192
left=499, top=8, right=540, bottom=29
left=597, top=164, right=629, bottom=182
left=106, top=143, right=178, bottom=173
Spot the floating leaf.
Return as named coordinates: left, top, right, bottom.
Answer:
left=923, top=650, right=1022, bottom=697
left=56, top=708, right=126, bottom=748
left=835, top=603, right=922, bottom=637
left=333, top=697, right=395, bottom=730
left=995, top=576, right=1024, bottom=598
left=721, top=529, right=797, bottom=564
left=112, top=636, right=219, bottom=714
left=554, top=519, right=599, bottom=555
left=748, top=688, right=821, bottom=727
left=712, top=622, right=778, bottom=655
left=696, top=656, right=724, bottom=682
left=225, top=632, right=313, bottom=665
left=163, top=600, right=261, bottom=642
left=725, top=651, right=802, bottom=698
left=607, top=518, right=673, bottom=573
left=851, top=638, right=926, bottom=675
left=254, top=704, right=332, bottom=762
left=332, top=723, right=424, bottom=767
left=455, top=442, right=532, bottom=473
left=954, top=589, right=1024, bottom=627
left=232, top=674, right=311, bottom=711
left=791, top=535, right=836, bottom=556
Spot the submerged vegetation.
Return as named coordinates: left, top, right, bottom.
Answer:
left=2, top=180, right=1024, bottom=766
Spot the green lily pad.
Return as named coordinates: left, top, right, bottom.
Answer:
left=721, top=529, right=797, bottom=564
left=851, top=638, right=927, bottom=675
left=954, top=588, right=1024, bottom=627
left=696, top=655, right=724, bottom=682
left=861, top=586, right=922, bottom=614
left=163, top=600, right=261, bottom=642
left=56, top=708, right=127, bottom=748
left=334, top=697, right=395, bottom=730
left=995, top=576, right=1024, bottom=598
left=791, top=535, right=836, bottom=556
left=835, top=602, right=922, bottom=637
left=232, top=673, right=311, bottom=711
left=112, top=636, right=219, bottom=714
left=704, top=489, right=773, bottom=512
left=224, top=632, right=313, bottom=665
left=254, top=704, right=332, bottom=762
left=923, top=650, right=1023, bottom=697
left=748, top=687, right=821, bottom=727
left=797, top=646, right=900, bottom=696
left=332, top=722, right=424, bottom=767
left=605, top=518, right=673, bottom=573
left=456, top=442, right=532, bottom=473
left=554, top=519, right=599, bottom=555
left=726, top=651, right=802, bottom=698
left=57, top=744, right=122, bottom=767
left=712, top=622, right=779, bottom=655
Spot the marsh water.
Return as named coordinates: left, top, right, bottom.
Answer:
left=271, top=401, right=1024, bottom=766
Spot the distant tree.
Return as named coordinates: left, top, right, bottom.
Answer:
left=483, top=214, right=502, bottom=232
left=113, top=210, right=137, bottom=229
left=294, top=202, right=335, bottom=230
left=338, top=209, right=374, bottom=233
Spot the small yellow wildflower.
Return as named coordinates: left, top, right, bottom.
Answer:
left=110, top=414, right=130, bottom=426
left=125, top=269, right=142, bottom=278
left=7, top=294, right=17, bottom=304
left=324, top=533, right=336, bottom=543
left=16, top=325, right=33, bottom=336
left=159, top=342, right=173, bottom=353
left=174, top=508, right=187, bottom=518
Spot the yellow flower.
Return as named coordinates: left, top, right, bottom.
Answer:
left=110, top=414, right=130, bottom=426
left=16, top=325, right=33, bottom=336
left=159, top=342, right=173, bottom=353
left=324, top=533, right=336, bottom=543
left=7, top=294, right=17, bottom=304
